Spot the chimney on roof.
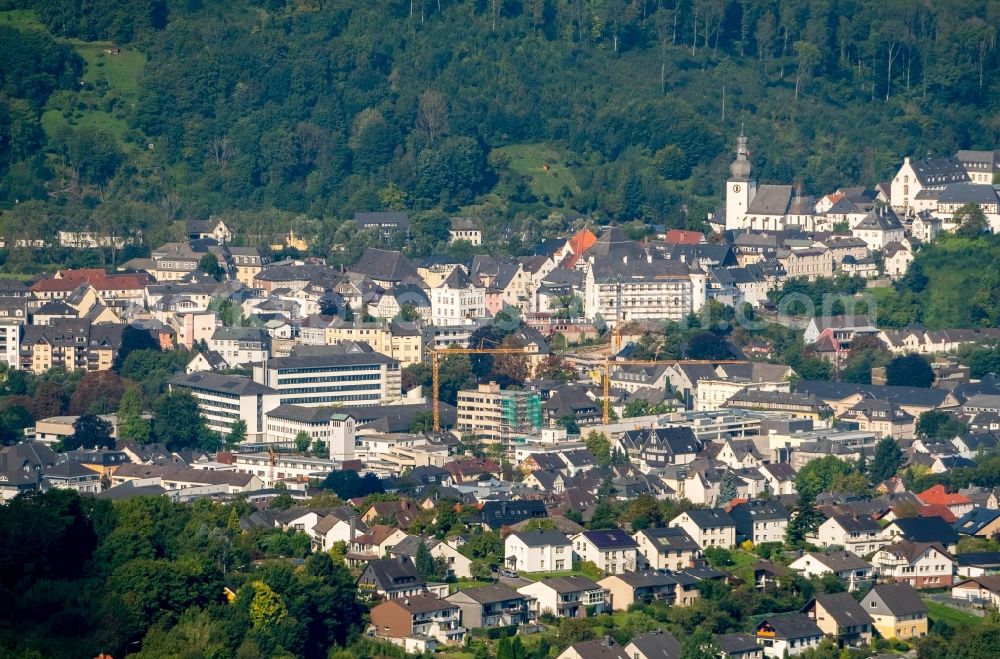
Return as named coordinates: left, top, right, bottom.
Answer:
left=604, top=635, right=613, bottom=646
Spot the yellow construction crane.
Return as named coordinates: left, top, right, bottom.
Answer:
left=430, top=346, right=532, bottom=432
left=601, top=358, right=745, bottom=423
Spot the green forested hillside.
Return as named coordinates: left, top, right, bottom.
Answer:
left=0, top=0, right=998, bottom=263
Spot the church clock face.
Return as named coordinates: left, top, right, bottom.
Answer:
left=732, top=184, right=741, bottom=192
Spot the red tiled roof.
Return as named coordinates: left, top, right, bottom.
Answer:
left=918, top=484, right=972, bottom=508
left=30, top=278, right=81, bottom=292
left=567, top=229, right=597, bottom=255
left=57, top=268, right=107, bottom=281
left=664, top=229, right=704, bottom=245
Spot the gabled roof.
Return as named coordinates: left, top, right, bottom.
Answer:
left=532, top=575, right=602, bottom=593
left=755, top=612, right=822, bottom=640
left=795, top=551, right=872, bottom=572
left=954, top=508, right=1000, bottom=535
left=862, top=582, right=926, bottom=616
left=918, top=484, right=973, bottom=507
left=680, top=508, right=736, bottom=529
left=508, top=529, right=571, bottom=548
left=878, top=541, right=952, bottom=563
left=886, top=516, right=959, bottom=545
left=625, top=630, right=682, bottom=658
left=804, top=592, right=873, bottom=628
left=747, top=184, right=794, bottom=215
left=577, top=528, right=638, bottom=550
left=636, top=526, right=701, bottom=553
left=352, top=248, right=419, bottom=283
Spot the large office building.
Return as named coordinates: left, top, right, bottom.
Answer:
left=253, top=342, right=401, bottom=407
left=263, top=404, right=357, bottom=462
left=170, top=372, right=279, bottom=439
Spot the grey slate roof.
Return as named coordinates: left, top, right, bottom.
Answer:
left=509, top=529, right=571, bottom=547
left=806, top=591, right=873, bottom=627
left=171, top=372, right=276, bottom=395
left=862, top=583, right=926, bottom=616
left=747, top=184, right=794, bottom=215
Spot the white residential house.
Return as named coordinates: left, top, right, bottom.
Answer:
left=571, top=530, right=639, bottom=574
left=431, top=267, right=485, bottom=326
left=788, top=551, right=874, bottom=592
left=809, top=514, right=887, bottom=555
left=517, top=576, right=609, bottom=618
left=504, top=530, right=572, bottom=573
left=871, top=542, right=955, bottom=589
left=669, top=509, right=737, bottom=549
left=632, top=527, right=702, bottom=572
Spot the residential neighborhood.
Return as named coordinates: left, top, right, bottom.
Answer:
left=4, top=144, right=1000, bottom=659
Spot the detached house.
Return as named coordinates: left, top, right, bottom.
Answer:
left=517, top=576, right=609, bottom=618
left=861, top=583, right=928, bottom=640
left=572, top=529, right=639, bottom=574
left=633, top=526, right=702, bottom=571
left=801, top=592, right=873, bottom=648
left=951, top=574, right=1000, bottom=608
left=670, top=509, right=737, bottom=549
left=754, top=613, right=824, bottom=657
left=882, top=516, right=959, bottom=552
left=358, top=556, right=426, bottom=600
left=615, top=426, right=701, bottom=470
left=729, top=499, right=789, bottom=545
left=505, top=530, right=572, bottom=573
left=811, top=513, right=885, bottom=555
left=369, top=593, right=465, bottom=652
left=599, top=572, right=682, bottom=611
left=871, top=541, right=955, bottom=589
left=446, top=584, right=534, bottom=629
left=788, top=551, right=874, bottom=592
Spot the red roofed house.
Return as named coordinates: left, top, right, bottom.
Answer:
left=443, top=458, right=501, bottom=484
left=664, top=229, right=705, bottom=245
left=557, top=229, right=598, bottom=269
left=917, top=485, right=974, bottom=517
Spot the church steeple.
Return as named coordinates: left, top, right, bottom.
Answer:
left=729, top=124, right=751, bottom=181
left=725, top=125, right=756, bottom=231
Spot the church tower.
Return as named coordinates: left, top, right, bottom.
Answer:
left=726, top=128, right=756, bottom=230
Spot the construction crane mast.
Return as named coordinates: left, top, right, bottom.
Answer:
left=430, top=346, right=532, bottom=432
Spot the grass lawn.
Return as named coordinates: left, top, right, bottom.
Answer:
left=924, top=600, right=981, bottom=627
left=73, top=41, right=146, bottom=96
left=491, top=143, right=581, bottom=201
left=2, top=9, right=145, bottom=149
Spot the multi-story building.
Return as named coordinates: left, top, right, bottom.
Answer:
left=324, top=320, right=424, bottom=367
left=230, top=451, right=339, bottom=488
left=151, top=242, right=202, bottom=281
left=0, top=318, right=23, bottom=367
left=633, top=527, right=702, bottom=572
left=170, top=372, right=279, bottom=438
left=209, top=326, right=271, bottom=367
left=17, top=320, right=124, bottom=374
left=228, top=247, right=267, bottom=287
left=517, top=576, right=609, bottom=618
left=860, top=583, right=928, bottom=639
left=583, top=228, right=706, bottom=327
left=670, top=509, right=737, bottom=549
left=446, top=584, right=534, bottom=629
left=174, top=311, right=218, bottom=349
left=431, top=267, right=485, bottom=326
left=504, top=530, right=572, bottom=573
left=370, top=593, right=465, bottom=652
left=254, top=342, right=401, bottom=407
left=871, top=541, right=955, bottom=589
left=456, top=382, right=542, bottom=453
left=263, top=404, right=356, bottom=461
left=571, top=529, right=639, bottom=574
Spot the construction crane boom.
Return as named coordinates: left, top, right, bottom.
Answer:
left=601, top=358, right=746, bottom=423
left=429, top=347, right=532, bottom=432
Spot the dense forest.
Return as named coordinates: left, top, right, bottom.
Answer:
left=0, top=0, right=998, bottom=265
left=0, top=490, right=365, bottom=658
